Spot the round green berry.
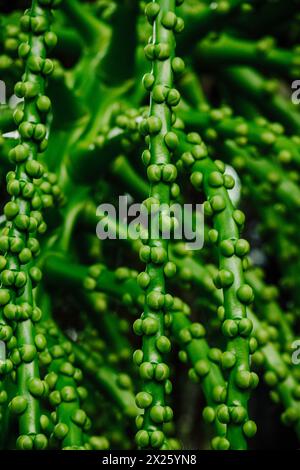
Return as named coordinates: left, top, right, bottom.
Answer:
left=237, top=285, right=254, bottom=304
left=150, top=405, right=165, bottom=424
left=135, top=430, right=150, bottom=448
left=9, top=396, right=27, bottom=414
left=135, top=391, right=153, bottom=409
left=243, top=420, right=257, bottom=438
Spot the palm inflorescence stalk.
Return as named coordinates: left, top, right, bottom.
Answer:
left=0, top=0, right=300, bottom=451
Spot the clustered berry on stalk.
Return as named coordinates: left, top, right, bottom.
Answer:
left=0, top=0, right=300, bottom=451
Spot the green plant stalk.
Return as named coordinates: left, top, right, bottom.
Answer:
left=16, top=279, right=41, bottom=438
left=134, top=0, right=180, bottom=449
left=174, top=132, right=254, bottom=449
left=0, top=0, right=59, bottom=447
left=68, top=129, right=132, bottom=185
left=37, top=291, right=85, bottom=449
left=39, top=304, right=138, bottom=443
left=47, top=353, right=84, bottom=449
left=64, top=101, right=300, bottom=193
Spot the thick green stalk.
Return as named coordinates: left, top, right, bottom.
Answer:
left=36, top=292, right=85, bottom=450
left=174, top=131, right=255, bottom=449
left=0, top=0, right=59, bottom=449
left=134, top=0, right=181, bottom=450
